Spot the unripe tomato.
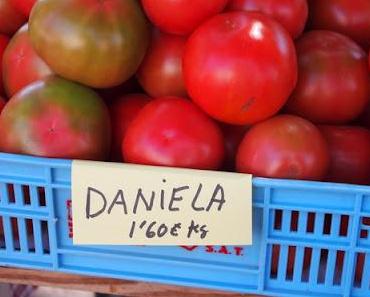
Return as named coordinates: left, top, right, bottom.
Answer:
left=29, top=0, right=150, bottom=88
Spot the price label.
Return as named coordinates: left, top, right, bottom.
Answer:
left=72, top=161, right=252, bottom=245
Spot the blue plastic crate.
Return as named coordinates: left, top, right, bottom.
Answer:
left=0, top=152, right=369, bottom=297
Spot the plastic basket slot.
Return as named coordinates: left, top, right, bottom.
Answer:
left=25, top=218, right=35, bottom=253
left=273, top=209, right=282, bottom=231
left=37, top=187, right=46, bottom=207
left=301, top=247, right=312, bottom=282
left=0, top=217, right=4, bottom=249
left=307, top=212, right=315, bottom=233
left=7, top=184, right=15, bottom=204
left=353, top=252, right=370, bottom=292
left=317, top=249, right=328, bottom=284
left=323, top=214, right=332, bottom=235
left=285, top=246, right=296, bottom=281
left=21, top=185, right=31, bottom=205
left=41, top=221, right=50, bottom=254
left=270, top=244, right=279, bottom=279
left=290, top=211, right=299, bottom=232
left=339, top=215, right=350, bottom=237
left=333, top=250, right=345, bottom=286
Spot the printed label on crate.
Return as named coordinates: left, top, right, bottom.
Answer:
left=71, top=161, right=252, bottom=245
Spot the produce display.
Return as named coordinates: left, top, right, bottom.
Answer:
left=0, top=0, right=368, bottom=185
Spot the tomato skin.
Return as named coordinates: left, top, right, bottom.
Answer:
left=0, top=76, right=111, bottom=160
left=236, top=115, right=329, bottom=180
left=29, top=0, right=150, bottom=88
left=320, top=126, right=370, bottom=185
left=137, top=30, right=187, bottom=98
left=309, top=0, right=370, bottom=50
left=220, top=123, right=248, bottom=171
left=286, top=30, right=370, bottom=124
left=3, top=24, right=53, bottom=97
left=183, top=12, right=297, bottom=125
left=9, top=0, right=36, bottom=18
left=0, top=34, right=9, bottom=96
left=141, top=0, right=228, bottom=36
left=108, top=93, right=150, bottom=162
left=123, top=97, right=225, bottom=169
left=0, top=0, right=26, bottom=35
left=227, top=0, right=308, bottom=39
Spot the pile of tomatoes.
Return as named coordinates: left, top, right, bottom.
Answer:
left=0, top=0, right=369, bottom=185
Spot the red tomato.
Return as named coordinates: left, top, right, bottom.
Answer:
left=320, top=126, right=370, bottom=185
left=141, top=0, right=228, bottom=35
left=0, top=34, right=9, bottom=96
left=220, top=123, right=249, bottom=171
left=9, top=0, right=36, bottom=18
left=309, top=0, right=370, bottom=50
left=3, top=24, right=53, bottom=97
left=286, top=30, right=370, bottom=124
left=0, top=0, right=26, bottom=35
left=183, top=12, right=297, bottom=125
left=0, top=96, right=5, bottom=113
left=236, top=115, right=329, bottom=180
left=123, top=97, right=225, bottom=169
left=137, top=30, right=187, bottom=98
left=108, top=93, right=151, bottom=162
left=227, top=0, right=308, bottom=39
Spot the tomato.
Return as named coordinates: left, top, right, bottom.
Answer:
left=141, top=0, right=228, bottom=36
left=0, top=0, right=26, bottom=35
left=0, top=34, right=9, bottom=96
left=108, top=93, right=151, bottom=162
left=137, top=30, right=187, bottom=98
left=309, top=0, right=370, bottom=50
left=320, top=126, right=370, bottom=185
left=29, top=0, right=149, bottom=88
left=236, top=115, right=329, bottom=180
left=183, top=12, right=297, bottom=125
left=123, top=97, right=225, bottom=169
left=227, top=0, right=308, bottom=39
left=0, top=76, right=111, bottom=160
left=220, top=123, right=249, bottom=171
left=0, top=96, right=5, bottom=113
left=3, top=24, right=53, bottom=97
left=9, top=0, right=36, bottom=18
left=286, top=31, right=370, bottom=124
